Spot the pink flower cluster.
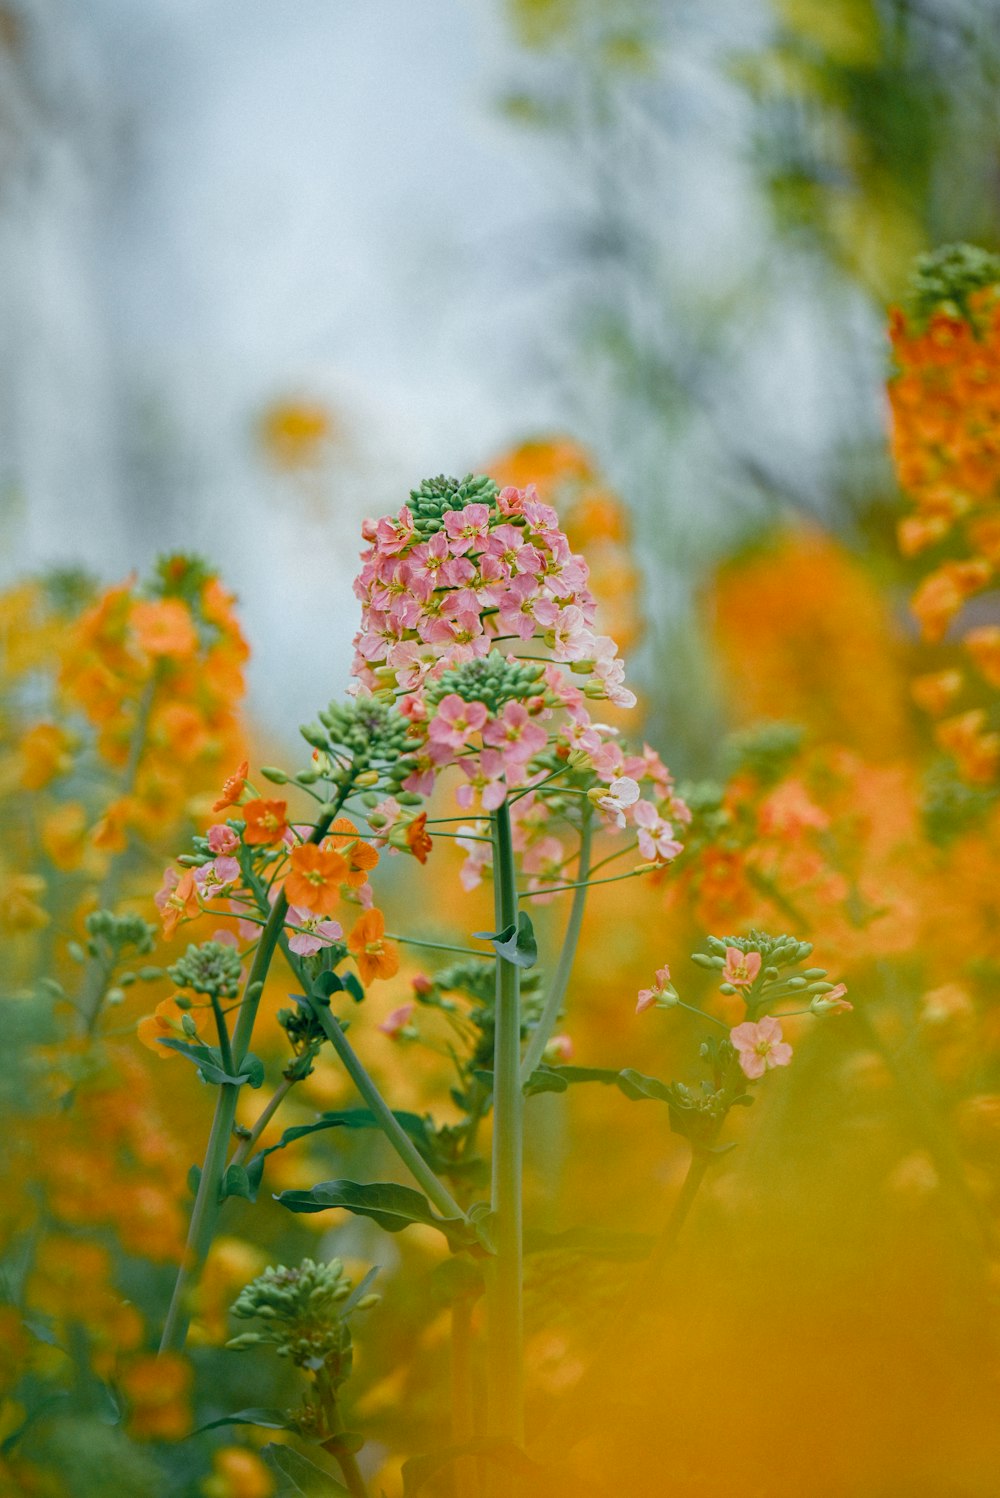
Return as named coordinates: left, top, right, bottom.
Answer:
left=351, top=484, right=689, bottom=838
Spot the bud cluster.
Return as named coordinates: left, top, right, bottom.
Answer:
left=227, top=1258, right=377, bottom=1381
left=167, top=940, right=243, bottom=1000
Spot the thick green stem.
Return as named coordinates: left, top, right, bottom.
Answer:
left=519, top=808, right=591, bottom=1084
left=304, top=1000, right=465, bottom=1221
left=450, top=1296, right=481, bottom=1498
left=159, top=803, right=340, bottom=1354
left=485, top=800, right=524, bottom=1447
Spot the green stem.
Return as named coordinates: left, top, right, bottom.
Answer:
left=517, top=865, right=647, bottom=899
left=450, top=1296, right=481, bottom=1498
left=159, top=802, right=341, bottom=1354
left=305, top=1000, right=465, bottom=1221
left=519, top=809, right=592, bottom=1084
left=385, top=934, right=491, bottom=959
left=485, top=799, right=524, bottom=1447
left=320, top=1385, right=369, bottom=1498
left=229, top=1075, right=297, bottom=1168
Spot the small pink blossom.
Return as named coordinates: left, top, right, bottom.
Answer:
left=379, top=1002, right=416, bottom=1039
left=636, top=966, right=677, bottom=1014
left=730, top=1016, right=793, bottom=1079
left=633, top=800, right=683, bottom=863
left=194, top=856, right=242, bottom=897
left=286, top=906, right=343, bottom=957
left=456, top=824, right=493, bottom=890
left=589, top=775, right=640, bottom=828
left=428, top=694, right=489, bottom=756
left=207, top=823, right=240, bottom=855
left=809, top=982, right=852, bottom=1016
left=721, top=947, right=762, bottom=989
left=443, top=503, right=491, bottom=553
left=482, top=701, right=547, bottom=764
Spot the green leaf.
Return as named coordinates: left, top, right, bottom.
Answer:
left=221, top=1163, right=254, bottom=1202
left=245, top=1108, right=441, bottom=1201
left=156, top=1037, right=263, bottom=1088
left=474, top=911, right=537, bottom=968
left=21, top=1314, right=63, bottom=1349
left=616, top=1068, right=674, bottom=1103
left=194, top=1409, right=293, bottom=1436
left=339, top=1265, right=380, bottom=1315
left=342, top=972, right=365, bottom=1003
left=523, top=1063, right=673, bottom=1102
left=311, top=970, right=342, bottom=1000
left=275, top=1179, right=475, bottom=1248
left=260, top=1443, right=350, bottom=1497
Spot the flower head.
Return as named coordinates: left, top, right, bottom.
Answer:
left=721, top=947, right=762, bottom=989
left=636, top=965, right=678, bottom=1014
left=730, top=1016, right=793, bottom=1079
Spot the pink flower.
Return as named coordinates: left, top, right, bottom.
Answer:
left=482, top=701, right=547, bottom=764
left=194, top=856, right=242, bottom=897
left=721, top=947, right=762, bottom=988
left=633, top=799, right=683, bottom=863
left=207, top=823, right=240, bottom=855
left=379, top=1002, right=416, bottom=1039
left=456, top=748, right=509, bottom=811
left=809, top=982, right=852, bottom=1016
left=428, top=694, right=489, bottom=756
left=456, top=825, right=493, bottom=890
left=730, top=1016, right=793, bottom=1079
left=443, top=503, right=491, bottom=553
left=286, top=906, right=343, bottom=957
left=636, top=965, right=677, bottom=1014
left=589, top=775, right=640, bottom=829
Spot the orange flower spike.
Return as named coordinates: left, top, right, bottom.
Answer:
left=212, top=759, right=250, bottom=812
left=285, top=843, right=348, bottom=915
left=242, top=798, right=289, bottom=846
left=130, top=597, right=199, bottom=660
left=347, top=908, right=399, bottom=984
left=405, top=812, right=433, bottom=864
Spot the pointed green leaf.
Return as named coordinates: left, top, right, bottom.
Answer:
left=156, top=1037, right=262, bottom=1087
left=260, top=1443, right=350, bottom=1497
left=194, top=1409, right=293, bottom=1436
left=275, top=1179, right=475, bottom=1248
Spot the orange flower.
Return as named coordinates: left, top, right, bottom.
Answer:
left=130, top=597, right=199, bottom=659
left=405, top=812, right=433, bottom=864
left=242, top=798, right=288, bottom=846
left=205, top=1446, right=275, bottom=1498
left=156, top=867, right=201, bottom=938
left=41, top=801, right=89, bottom=871
left=19, top=722, right=73, bottom=790
left=965, top=626, right=1000, bottom=690
left=121, top=1351, right=192, bottom=1440
left=325, top=818, right=379, bottom=886
left=213, top=759, right=250, bottom=812
left=136, top=995, right=208, bottom=1057
left=285, top=842, right=347, bottom=915
left=910, top=559, right=991, bottom=644
left=911, top=669, right=964, bottom=717
left=347, top=907, right=399, bottom=984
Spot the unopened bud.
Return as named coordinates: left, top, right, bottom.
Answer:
left=355, top=769, right=380, bottom=788
left=181, top=1014, right=199, bottom=1038
left=260, top=766, right=289, bottom=784
left=355, top=1294, right=380, bottom=1311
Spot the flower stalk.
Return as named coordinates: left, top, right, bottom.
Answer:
left=485, top=798, right=524, bottom=1447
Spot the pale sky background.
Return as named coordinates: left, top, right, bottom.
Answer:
left=0, top=0, right=884, bottom=729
